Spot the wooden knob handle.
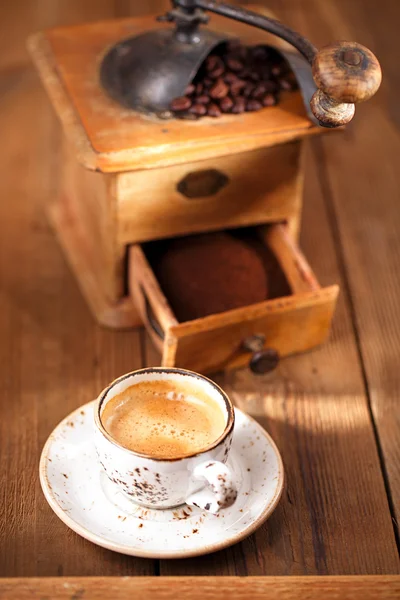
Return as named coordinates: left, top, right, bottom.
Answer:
left=311, top=41, right=382, bottom=127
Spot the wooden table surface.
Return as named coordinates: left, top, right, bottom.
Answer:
left=0, top=0, right=399, bottom=589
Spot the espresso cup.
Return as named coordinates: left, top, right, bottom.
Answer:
left=94, top=368, right=237, bottom=514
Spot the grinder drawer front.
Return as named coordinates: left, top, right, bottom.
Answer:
left=129, top=224, right=339, bottom=374
left=118, top=142, right=302, bottom=245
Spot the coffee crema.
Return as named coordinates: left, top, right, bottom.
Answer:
left=101, top=379, right=227, bottom=459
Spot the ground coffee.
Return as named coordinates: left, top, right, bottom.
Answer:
left=145, top=228, right=291, bottom=322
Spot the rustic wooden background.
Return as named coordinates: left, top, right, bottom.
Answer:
left=0, top=0, right=399, bottom=578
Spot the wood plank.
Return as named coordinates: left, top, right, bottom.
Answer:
left=279, top=0, right=400, bottom=549
left=256, top=0, right=400, bottom=569
left=0, top=0, right=154, bottom=577
left=145, top=0, right=400, bottom=576
left=1, top=576, right=400, bottom=600
left=0, top=0, right=115, bottom=72
left=148, top=51, right=399, bottom=581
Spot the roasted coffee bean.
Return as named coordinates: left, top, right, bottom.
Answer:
left=207, top=102, right=222, bottom=117
left=224, top=72, right=239, bottom=84
left=229, top=79, right=246, bottom=96
left=271, top=65, right=282, bottom=77
left=209, top=65, right=225, bottom=79
left=240, top=45, right=250, bottom=59
left=209, top=78, right=229, bottom=99
left=260, top=66, right=272, bottom=81
left=231, top=96, right=246, bottom=114
left=238, top=67, right=251, bottom=79
left=226, top=39, right=241, bottom=53
left=230, top=45, right=249, bottom=61
left=170, top=96, right=192, bottom=111
left=206, top=55, right=224, bottom=73
left=251, top=83, right=267, bottom=99
left=185, top=84, right=195, bottom=96
left=219, top=96, right=234, bottom=112
left=196, top=94, right=210, bottom=105
left=279, top=64, right=291, bottom=76
left=189, top=103, right=207, bottom=116
left=263, top=80, right=278, bottom=93
left=251, top=46, right=269, bottom=60
left=205, top=55, right=218, bottom=71
left=170, top=41, right=297, bottom=119
left=246, top=99, right=262, bottom=111
left=262, top=93, right=277, bottom=107
left=226, top=57, right=243, bottom=72
left=243, top=82, right=255, bottom=98
left=249, top=71, right=261, bottom=82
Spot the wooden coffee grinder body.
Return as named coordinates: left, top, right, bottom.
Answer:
left=28, top=11, right=352, bottom=373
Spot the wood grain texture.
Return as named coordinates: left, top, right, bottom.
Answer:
left=129, top=245, right=178, bottom=348
left=280, top=0, right=400, bottom=552
left=117, top=142, right=303, bottom=245
left=149, top=0, right=400, bottom=564
left=310, top=89, right=355, bottom=128
left=1, top=0, right=400, bottom=582
left=311, top=41, right=382, bottom=127
left=49, top=139, right=141, bottom=329
left=312, top=42, right=382, bottom=104
left=0, top=0, right=155, bottom=577
left=146, top=0, right=400, bottom=578
left=154, top=144, right=399, bottom=576
left=265, top=224, right=320, bottom=293
left=60, top=142, right=121, bottom=303
left=1, top=576, right=400, bottom=600
left=49, top=200, right=140, bottom=329
left=168, top=286, right=338, bottom=373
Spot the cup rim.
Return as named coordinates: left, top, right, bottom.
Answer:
left=94, top=367, right=235, bottom=462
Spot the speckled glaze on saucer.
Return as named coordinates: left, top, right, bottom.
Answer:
left=40, top=401, right=284, bottom=559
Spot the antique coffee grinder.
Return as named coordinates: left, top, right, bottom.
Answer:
left=29, top=1, right=381, bottom=374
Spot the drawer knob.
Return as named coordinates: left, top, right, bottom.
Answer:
left=242, top=335, right=280, bottom=375
left=177, top=169, right=229, bottom=198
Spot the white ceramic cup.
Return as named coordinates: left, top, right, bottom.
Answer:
left=94, top=368, right=237, bottom=514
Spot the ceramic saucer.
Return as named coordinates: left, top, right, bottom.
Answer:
left=40, top=401, right=284, bottom=558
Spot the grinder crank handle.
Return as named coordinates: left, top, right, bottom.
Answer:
left=185, top=0, right=382, bottom=127
left=310, top=41, right=382, bottom=127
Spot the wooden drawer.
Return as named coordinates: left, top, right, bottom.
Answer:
left=117, top=142, right=303, bottom=245
left=128, top=224, right=339, bottom=374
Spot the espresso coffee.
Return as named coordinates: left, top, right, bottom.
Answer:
left=101, top=379, right=227, bottom=459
